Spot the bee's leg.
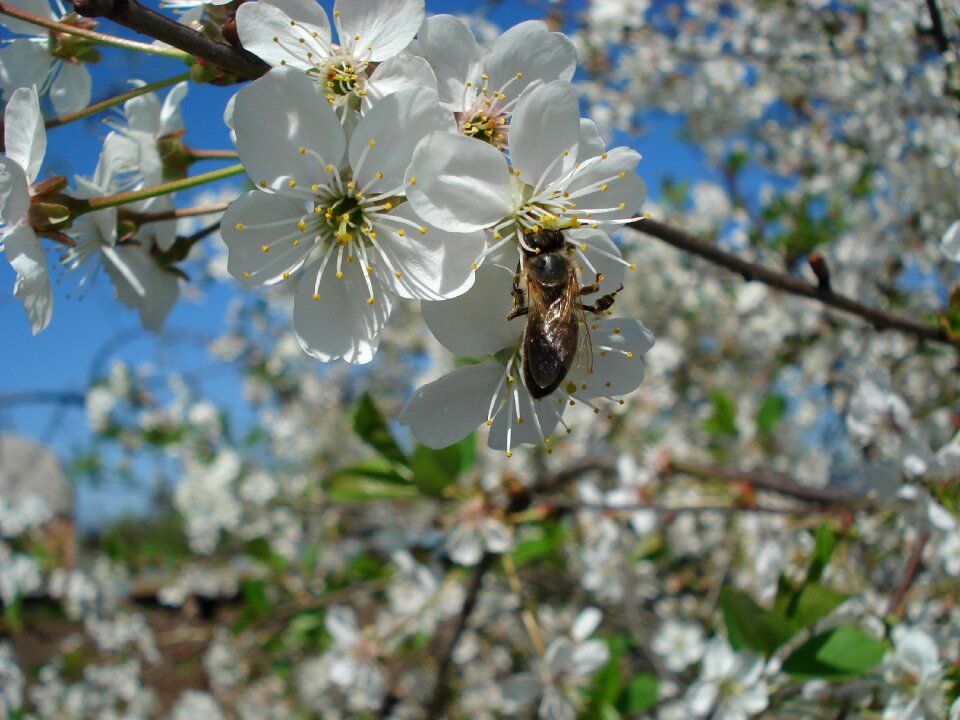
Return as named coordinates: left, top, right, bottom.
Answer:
left=582, top=283, right=624, bottom=314
left=579, top=272, right=606, bottom=297
left=507, top=271, right=528, bottom=320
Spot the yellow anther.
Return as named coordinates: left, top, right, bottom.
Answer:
left=485, top=420, right=492, bottom=426
left=601, top=152, right=608, bottom=159
left=292, top=239, right=300, bottom=247
left=409, top=177, right=417, bottom=186
left=288, top=179, right=297, bottom=188
left=563, top=149, right=569, bottom=156
left=261, top=245, right=269, bottom=253
left=506, top=451, right=513, bottom=457
left=600, top=184, right=608, bottom=191
left=419, top=227, right=427, bottom=234
left=517, top=417, right=524, bottom=424
left=626, top=351, right=634, bottom=358
left=395, top=271, right=402, bottom=278
left=614, top=327, right=621, bottom=333
left=325, top=164, right=333, bottom=172
left=384, top=202, right=393, bottom=210
left=580, top=244, right=587, bottom=251
left=354, top=34, right=360, bottom=40
left=235, top=223, right=244, bottom=231
left=336, top=271, right=343, bottom=279
left=470, top=263, right=478, bottom=269
left=333, top=9, right=339, bottom=15
left=493, top=231, right=502, bottom=240
left=375, top=171, right=383, bottom=179
left=347, top=181, right=355, bottom=190
left=367, top=297, right=375, bottom=304
left=298, top=220, right=306, bottom=232
left=368, top=139, right=376, bottom=148
left=618, top=203, right=625, bottom=209
left=618, top=171, right=625, bottom=178
left=242, top=271, right=251, bottom=278
left=347, top=255, right=354, bottom=263
left=365, top=265, right=373, bottom=273
left=312, top=292, right=320, bottom=301
left=516, top=72, right=523, bottom=79
left=282, top=272, right=290, bottom=279
left=259, top=181, right=267, bottom=188
left=628, top=263, right=636, bottom=270
left=594, top=407, right=601, bottom=414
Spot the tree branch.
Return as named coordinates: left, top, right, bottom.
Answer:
left=630, top=218, right=960, bottom=351
left=887, top=531, right=930, bottom=617
left=925, top=0, right=950, bottom=54
left=426, top=553, right=494, bottom=720
left=69, top=0, right=269, bottom=80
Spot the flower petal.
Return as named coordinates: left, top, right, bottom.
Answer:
left=4, top=85, right=45, bottom=184
left=509, top=80, right=579, bottom=187
left=158, top=81, right=189, bottom=136
left=236, top=0, right=331, bottom=69
left=372, top=203, right=483, bottom=301
left=565, top=147, right=646, bottom=223
left=4, top=224, right=51, bottom=334
left=102, top=243, right=179, bottom=332
left=335, top=0, right=423, bottom=62
left=571, top=607, right=602, bottom=643
left=411, top=14, right=480, bottom=111
left=573, top=318, right=654, bottom=398
left=221, top=190, right=313, bottom=285
left=363, top=54, right=438, bottom=110
left=399, top=361, right=505, bottom=449
left=566, top=227, right=626, bottom=295
left=483, top=20, right=577, bottom=105
left=49, top=62, right=92, bottom=117
left=577, top=118, right=605, bottom=162
left=941, top=219, right=960, bottom=262
left=406, top=132, right=513, bottom=232
left=292, top=255, right=394, bottom=364
left=349, top=86, right=453, bottom=190
left=0, top=40, right=51, bottom=101
left=0, top=0, right=56, bottom=36
left=421, top=264, right=518, bottom=355
left=0, top=157, right=30, bottom=227
left=325, top=606, right=359, bottom=646
left=488, top=381, right=562, bottom=450
left=232, top=67, right=345, bottom=191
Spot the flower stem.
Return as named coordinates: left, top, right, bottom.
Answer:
left=45, top=72, right=192, bottom=130
left=122, top=203, right=231, bottom=225
left=79, top=164, right=245, bottom=215
left=0, top=1, right=190, bottom=59
left=188, top=149, right=240, bottom=161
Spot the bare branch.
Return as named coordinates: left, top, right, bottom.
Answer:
left=69, top=0, right=269, bottom=80
left=630, top=218, right=960, bottom=351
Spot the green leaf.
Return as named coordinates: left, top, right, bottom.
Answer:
left=409, top=434, right=475, bottom=497
left=782, top=626, right=888, bottom=679
left=327, top=474, right=419, bottom=502
left=773, top=582, right=847, bottom=634
left=512, top=522, right=565, bottom=566
left=587, top=636, right=624, bottom=715
left=618, top=673, right=659, bottom=714
left=353, top=392, right=408, bottom=466
left=756, top=394, right=787, bottom=434
left=807, top=523, right=836, bottom=585
left=720, top=586, right=793, bottom=655
left=703, top=389, right=738, bottom=439
left=941, top=287, right=960, bottom=341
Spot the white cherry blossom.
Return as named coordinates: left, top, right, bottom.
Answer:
left=411, top=15, right=576, bottom=147
left=685, top=637, right=770, bottom=720
left=1, top=85, right=52, bottom=334
left=221, top=68, right=483, bottom=363
left=406, top=80, right=645, bottom=272
left=883, top=626, right=947, bottom=720
left=0, top=0, right=92, bottom=114
left=235, top=0, right=432, bottom=120
left=399, top=264, right=654, bottom=455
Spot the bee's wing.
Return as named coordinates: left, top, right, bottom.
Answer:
left=523, top=278, right=580, bottom=395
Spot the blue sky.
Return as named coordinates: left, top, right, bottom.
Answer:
left=0, top=0, right=712, bottom=523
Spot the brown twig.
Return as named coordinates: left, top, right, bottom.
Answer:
left=630, top=218, right=960, bottom=351
left=69, top=0, right=269, bottom=80
left=887, top=531, right=931, bottom=617
left=426, top=553, right=494, bottom=720
left=925, top=0, right=951, bottom=54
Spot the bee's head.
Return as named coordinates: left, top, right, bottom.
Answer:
left=524, top=228, right=566, bottom=254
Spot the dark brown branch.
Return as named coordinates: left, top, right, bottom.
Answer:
left=630, top=218, right=960, bottom=351
left=887, top=531, right=930, bottom=616
left=666, top=459, right=864, bottom=507
left=925, top=0, right=950, bottom=54
left=70, top=0, right=269, bottom=80
left=426, top=554, right=494, bottom=720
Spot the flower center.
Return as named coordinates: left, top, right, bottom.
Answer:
left=326, top=60, right=360, bottom=97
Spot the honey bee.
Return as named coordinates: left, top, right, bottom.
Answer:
left=507, top=228, right=623, bottom=399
